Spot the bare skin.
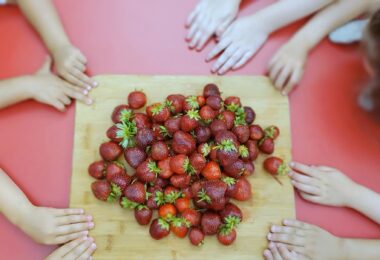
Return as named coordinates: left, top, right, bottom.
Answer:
left=45, top=237, right=97, bottom=260
left=0, top=168, right=94, bottom=245
left=264, top=242, right=300, bottom=260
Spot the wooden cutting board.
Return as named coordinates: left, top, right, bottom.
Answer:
left=70, top=75, right=295, bottom=260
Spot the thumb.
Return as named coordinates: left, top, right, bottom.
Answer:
left=215, top=20, right=231, bottom=37
left=37, top=56, right=52, bottom=75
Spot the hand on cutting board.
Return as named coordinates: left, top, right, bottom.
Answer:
left=263, top=242, right=300, bottom=260
left=186, top=0, right=241, bottom=51
left=45, top=237, right=97, bottom=260
left=206, top=15, right=269, bottom=75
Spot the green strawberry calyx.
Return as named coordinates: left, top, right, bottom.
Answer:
left=239, top=145, right=249, bottom=158
left=185, top=96, right=199, bottom=109
left=158, top=218, right=170, bottom=230
left=197, top=189, right=211, bottom=204
left=120, top=197, right=139, bottom=209
left=214, top=139, right=238, bottom=153
left=159, top=125, right=171, bottom=138
left=224, top=215, right=241, bottom=229
left=151, top=103, right=165, bottom=116
left=226, top=103, right=240, bottom=113
left=154, top=191, right=166, bottom=206
left=165, top=191, right=182, bottom=204
left=201, top=143, right=211, bottom=157
left=116, top=121, right=137, bottom=148
left=186, top=109, right=201, bottom=121
left=183, top=158, right=196, bottom=175
left=264, top=126, right=277, bottom=139
left=107, top=183, right=122, bottom=202
left=164, top=100, right=175, bottom=113
left=277, top=162, right=289, bottom=175
left=147, top=161, right=161, bottom=176
left=171, top=216, right=191, bottom=228
left=221, top=176, right=236, bottom=187
left=233, top=107, right=246, bottom=126
left=118, top=108, right=133, bottom=123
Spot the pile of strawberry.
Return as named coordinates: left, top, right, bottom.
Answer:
left=88, top=84, right=283, bottom=246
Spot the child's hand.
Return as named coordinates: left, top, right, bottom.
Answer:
left=52, top=44, right=97, bottom=89
left=18, top=205, right=94, bottom=245
left=30, top=57, right=93, bottom=111
left=268, top=41, right=307, bottom=95
left=288, top=162, right=357, bottom=207
left=206, top=16, right=269, bottom=75
left=186, top=0, right=241, bottom=51
left=45, top=237, right=96, bottom=260
left=264, top=243, right=300, bottom=260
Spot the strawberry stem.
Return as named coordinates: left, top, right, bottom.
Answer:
left=197, top=189, right=211, bottom=204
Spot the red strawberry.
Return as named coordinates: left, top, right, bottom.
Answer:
left=172, top=131, right=196, bottom=155
left=175, top=197, right=191, bottom=213
left=223, top=159, right=244, bottom=178
left=166, top=94, right=185, bottom=114
left=217, top=228, right=237, bottom=246
left=215, top=141, right=239, bottom=167
left=197, top=143, right=211, bottom=157
left=152, top=177, right=169, bottom=188
left=209, top=145, right=218, bottom=162
left=100, top=141, right=123, bottom=161
left=136, top=160, right=160, bottom=183
left=226, top=177, right=252, bottom=201
left=106, top=125, right=123, bottom=142
left=206, top=95, right=223, bottom=110
left=209, top=119, right=228, bottom=136
left=181, top=186, right=193, bottom=199
left=203, top=83, right=221, bottom=98
left=239, top=144, right=250, bottom=162
left=146, top=188, right=164, bottom=209
left=244, top=106, right=256, bottom=124
left=158, top=204, right=177, bottom=220
left=224, top=96, right=241, bottom=108
left=134, top=205, right=153, bottom=225
left=170, top=154, right=188, bottom=175
left=146, top=103, right=170, bottom=123
left=201, top=211, right=222, bottom=235
left=151, top=141, right=169, bottom=161
left=164, top=117, right=181, bottom=135
left=88, top=160, right=106, bottom=179
left=219, top=203, right=243, bottom=222
left=124, top=147, right=147, bottom=169
left=109, top=173, right=131, bottom=192
left=124, top=181, right=146, bottom=203
left=128, top=91, right=146, bottom=109
left=170, top=174, right=191, bottom=188
left=189, top=227, right=205, bottom=246
left=264, top=156, right=288, bottom=184
left=180, top=110, right=200, bottom=132
left=197, top=95, right=206, bottom=107
left=200, top=180, right=227, bottom=211
left=199, top=105, right=217, bottom=121
left=170, top=217, right=190, bottom=238
left=149, top=218, right=170, bottom=240
left=135, top=128, right=154, bottom=148
left=232, top=125, right=250, bottom=143
left=189, top=152, right=206, bottom=174
left=219, top=110, right=235, bottom=130
left=259, top=137, right=274, bottom=154
left=133, top=113, right=152, bottom=129
left=194, top=126, right=211, bottom=144
left=105, top=161, right=126, bottom=182
left=151, top=123, right=166, bottom=141
left=164, top=186, right=180, bottom=197
left=243, top=161, right=255, bottom=176
left=91, top=180, right=121, bottom=202
left=246, top=140, right=259, bottom=161
left=158, top=158, right=173, bottom=179
left=111, top=104, right=131, bottom=123
left=183, top=96, right=200, bottom=112
left=265, top=125, right=280, bottom=140
left=249, top=125, right=264, bottom=141
left=214, top=130, right=239, bottom=145
left=201, top=161, right=221, bottom=180
left=182, top=208, right=201, bottom=227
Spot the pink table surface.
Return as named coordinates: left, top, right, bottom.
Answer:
left=0, top=0, right=379, bottom=259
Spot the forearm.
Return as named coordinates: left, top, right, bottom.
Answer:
left=17, top=0, right=70, bottom=54
left=0, top=76, right=33, bottom=109
left=289, top=0, right=371, bottom=52
left=348, top=184, right=380, bottom=224
left=342, top=238, right=380, bottom=260
left=0, top=169, right=32, bottom=227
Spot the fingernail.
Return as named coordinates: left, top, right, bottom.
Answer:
left=82, top=236, right=88, bottom=241
left=289, top=162, right=295, bottom=167
left=87, top=237, right=94, bottom=243
left=83, top=90, right=88, bottom=95
left=271, top=226, right=277, bottom=232
left=263, top=250, right=270, bottom=256
left=92, top=82, right=98, bottom=87
left=86, top=86, right=92, bottom=90
left=267, top=233, right=271, bottom=240
left=82, top=230, right=89, bottom=235
left=91, top=243, right=97, bottom=249
left=88, top=222, right=94, bottom=228
left=86, top=215, right=93, bottom=221
left=80, top=209, right=84, bottom=214
left=87, top=99, right=93, bottom=105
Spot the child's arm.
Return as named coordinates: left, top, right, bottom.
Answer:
left=0, top=167, right=94, bottom=245
left=269, top=0, right=373, bottom=95
left=15, top=0, right=97, bottom=89
left=349, top=184, right=380, bottom=225
left=206, top=0, right=335, bottom=75
left=0, top=57, right=92, bottom=111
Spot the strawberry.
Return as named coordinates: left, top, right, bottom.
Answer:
left=201, top=211, right=222, bottom=235
left=189, top=152, right=206, bottom=174
left=170, top=217, right=190, bottom=238
left=172, top=131, right=196, bottom=155
left=152, top=177, right=169, bottom=188
left=136, top=160, right=160, bottom=183
left=180, top=110, right=200, bottom=132
left=132, top=113, right=152, bottom=129
left=226, top=177, right=252, bottom=201
left=206, top=95, right=223, bottom=110
left=217, top=228, right=237, bottom=246
left=124, top=147, right=147, bottom=169
left=166, top=94, right=185, bottom=114
left=124, top=181, right=146, bottom=203
left=158, top=158, right=173, bottom=179
left=181, top=186, right=193, bottom=199
left=199, top=105, right=217, bottom=121
left=201, top=161, right=221, bottom=180
left=88, top=160, right=106, bottom=179
left=189, top=227, right=205, bottom=246
left=158, top=204, right=177, bottom=220
left=105, top=161, right=126, bottom=182
left=120, top=196, right=139, bottom=209
left=106, top=125, right=123, bottom=142
left=209, top=145, right=218, bottom=162
left=223, top=159, right=244, bottom=178
left=146, top=188, right=165, bottom=209
left=114, top=120, right=137, bottom=148
left=134, top=205, right=153, bottom=225
left=219, top=203, right=243, bottom=222
left=197, top=95, right=206, bottom=107
left=135, top=128, right=154, bottom=149
left=264, top=156, right=288, bottom=184
left=244, top=106, right=256, bottom=124
left=246, top=140, right=259, bottom=161
left=170, top=154, right=189, bottom=175
left=183, top=96, right=200, bottom=112
left=194, top=126, right=211, bottom=144
left=146, top=103, right=170, bottom=123
left=151, top=123, right=168, bottom=141
left=197, top=143, right=211, bottom=157
left=239, top=144, right=250, bottom=162
left=171, top=174, right=191, bottom=188
left=151, top=141, right=169, bottom=161
left=224, top=96, right=241, bottom=108
left=111, top=104, right=131, bottom=123
left=259, top=137, right=274, bottom=154
left=128, top=91, right=146, bottom=109
left=215, top=140, right=239, bottom=167
left=209, top=119, right=228, bottom=136
left=175, top=197, right=191, bottom=213
left=249, top=125, right=264, bottom=141
left=203, top=83, right=221, bottom=98
left=232, top=125, right=250, bottom=143
left=219, top=110, right=235, bottom=130
left=164, top=117, right=181, bottom=135
left=214, top=130, right=238, bottom=146
left=109, top=173, right=131, bottom=192
left=99, top=141, right=123, bottom=161
left=149, top=218, right=170, bottom=240
left=91, top=180, right=121, bottom=202
left=182, top=208, right=201, bottom=227
left=201, top=180, right=227, bottom=211
left=265, top=125, right=280, bottom=140
left=164, top=186, right=180, bottom=197
left=243, top=161, right=255, bottom=176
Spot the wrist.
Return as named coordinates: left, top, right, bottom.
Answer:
left=346, top=182, right=365, bottom=209
left=8, top=200, right=34, bottom=228
left=49, top=40, right=72, bottom=58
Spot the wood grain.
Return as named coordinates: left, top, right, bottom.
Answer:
left=70, top=75, right=295, bottom=260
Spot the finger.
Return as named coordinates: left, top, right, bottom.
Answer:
left=189, top=31, right=203, bottom=49
left=76, top=51, right=87, bottom=64
left=77, top=242, right=97, bottom=260
left=216, top=19, right=232, bottom=37
left=268, top=242, right=282, bottom=260
left=74, top=61, right=86, bottom=72
left=62, top=73, right=88, bottom=89
left=278, top=244, right=294, bottom=259
left=70, top=68, right=94, bottom=89
left=274, top=64, right=292, bottom=90
left=63, top=86, right=93, bottom=105
left=64, top=237, right=94, bottom=259
left=270, top=225, right=306, bottom=237
left=206, top=37, right=232, bottom=61
left=56, top=222, right=94, bottom=236
left=276, top=243, right=305, bottom=255
left=289, top=162, right=319, bottom=178
left=232, top=51, right=254, bottom=70
left=53, top=237, right=89, bottom=257
left=211, top=44, right=238, bottom=73
left=53, top=208, right=85, bottom=217
left=299, top=191, right=323, bottom=204
left=56, top=215, right=92, bottom=226
left=269, top=62, right=285, bottom=89
left=288, top=171, right=316, bottom=186
left=282, top=66, right=303, bottom=95
left=186, top=5, right=200, bottom=27
left=267, top=233, right=305, bottom=247
left=217, top=48, right=245, bottom=75
left=292, top=180, right=320, bottom=195
left=54, top=231, right=89, bottom=244
left=263, top=249, right=274, bottom=260
left=195, top=20, right=215, bottom=51
left=49, top=99, right=66, bottom=112
left=58, top=94, right=72, bottom=106
left=283, top=219, right=313, bottom=230
left=318, top=165, right=336, bottom=172
left=186, top=13, right=204, bottom=41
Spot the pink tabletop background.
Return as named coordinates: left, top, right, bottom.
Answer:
left=0, top=0, right=379, bottom=259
